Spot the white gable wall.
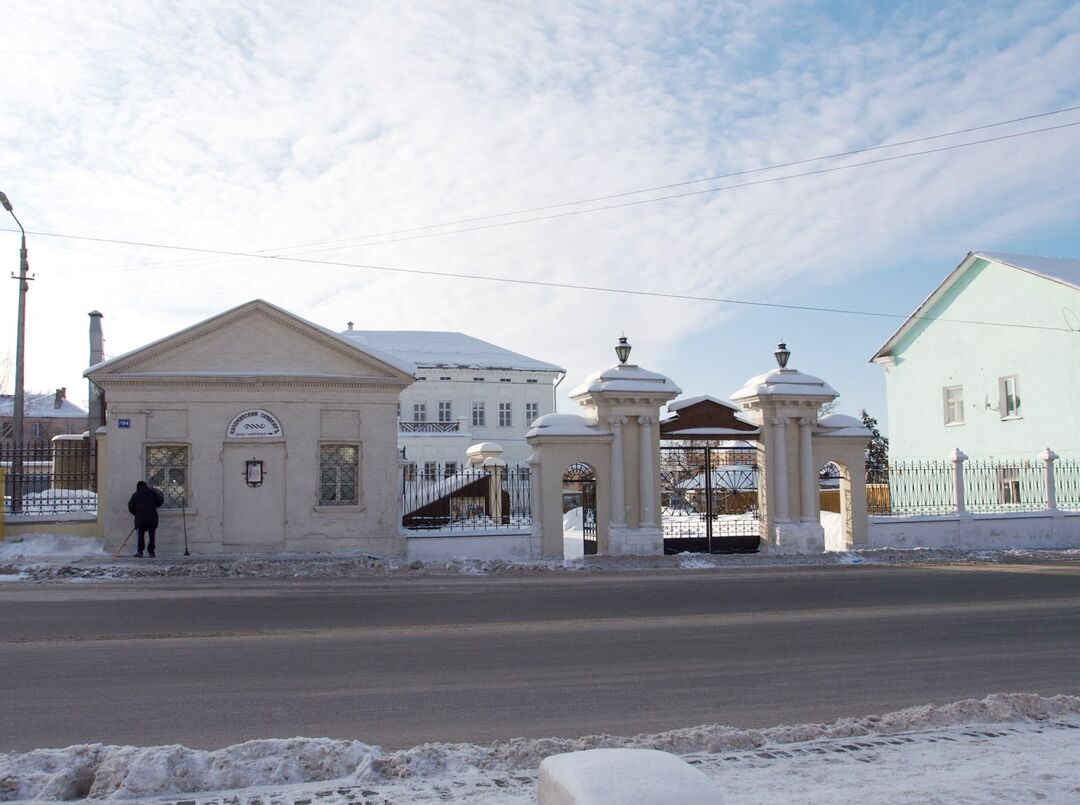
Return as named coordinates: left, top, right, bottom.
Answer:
left=881, top=257, right=1080, bottom=461
left=89, top=301, right=412, bottom=556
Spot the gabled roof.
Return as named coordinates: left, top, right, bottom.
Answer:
left=871, top=251, right=1080, bottom=363
left=339, top=329, right=563, bottom=373
left=660, top=395, right=759, bottom=439
left=85, top=299, right=416, bottom=381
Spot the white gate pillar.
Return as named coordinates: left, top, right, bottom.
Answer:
left=731, top=342, right=842, bottom=554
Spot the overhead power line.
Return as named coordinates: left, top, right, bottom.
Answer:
left=266, top=103, right=1080, bottom=254
left=7, top=227, right=1076, bottom=334
left=18, top=104, right=1080, bottom=276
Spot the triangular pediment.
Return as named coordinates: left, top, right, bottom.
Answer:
left=86, top=300, right=415, bottom=383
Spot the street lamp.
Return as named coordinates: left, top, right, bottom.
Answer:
left=774, top=340, right=791, bottom=369
left=615, top=335, right=632, bottom=364
left=1, top=190, right=29, bottom=513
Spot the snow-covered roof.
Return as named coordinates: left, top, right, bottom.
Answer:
left=569, top=363, right=681, bottom=399
left=0, top=393, right=88, bottom=419
left=730, top=368, right=838, bottom=402
left=666, top=394, right=742, bottom=414
left=815, top=413, right=871, bottom=438
left=871, top=251, right=1080, bottom=362
left=525, top=413, right=609, bottom=438
left=339, top=329, right=563, bottom=373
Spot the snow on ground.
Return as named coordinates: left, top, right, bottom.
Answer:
left=1, top=532, right=1080, bottom=584
left=3, top=694, right=1078, bottom=803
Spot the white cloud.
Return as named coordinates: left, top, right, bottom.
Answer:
left=0, top=0, right=1077, bottom=424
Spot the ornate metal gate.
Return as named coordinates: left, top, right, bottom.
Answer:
left=660, top=443, right=760, bottom=553
left=563, top=463, right=598, bottom=555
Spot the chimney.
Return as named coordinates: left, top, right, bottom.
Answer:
left=54, top=388, right=65, bottom=409
left=347, top=321, right=354, bottom=331
left=88, top=311, right=106, bottom=433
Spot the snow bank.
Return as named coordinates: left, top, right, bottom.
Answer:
left=0, top=533, right=108, bottom=562
left=0, top=738, right=377, bottom=801
left=2, top=694, right=1078, bottom=802
left=538, top=748, right=723, bottom=805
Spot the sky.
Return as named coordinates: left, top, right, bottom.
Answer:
left=2, top=0, right=1079, bottom=434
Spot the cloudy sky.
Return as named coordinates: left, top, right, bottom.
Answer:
left=2, top=0, right=1079, bottom=431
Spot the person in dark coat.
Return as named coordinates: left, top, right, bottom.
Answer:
left=127, top=481, right=165, bottom=558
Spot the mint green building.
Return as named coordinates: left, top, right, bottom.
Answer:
left=871, top=251, right=1080, bottom=462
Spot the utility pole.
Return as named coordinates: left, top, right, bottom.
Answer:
left=1, top=191, right=31, bottom=514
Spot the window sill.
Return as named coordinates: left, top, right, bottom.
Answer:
left=944, top=422, right=965, bottom=427
left=161, top=508, right=197, bottom=516
left=313, top=504, right=366, bottom=513
left=1000, top=415, right=1023, bottom=422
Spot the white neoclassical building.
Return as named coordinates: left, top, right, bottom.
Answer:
left=86, top=300, right=416, bottom=556
left=338, top=326, right=564, bottom=471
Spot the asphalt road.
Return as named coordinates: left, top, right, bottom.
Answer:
left=2, top=563, right=1080, bottom=752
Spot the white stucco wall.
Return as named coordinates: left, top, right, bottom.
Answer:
left=89, top=301, right=414, bottom=557
left=881, top=258, right=1080, bottom=461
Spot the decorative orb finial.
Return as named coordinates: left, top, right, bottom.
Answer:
left=774, top=340, right=790, bottom=369
left=615, top=335, right=632, bottom=364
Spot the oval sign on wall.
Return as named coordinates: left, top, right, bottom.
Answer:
left=227, top=409, right=283, bottom=438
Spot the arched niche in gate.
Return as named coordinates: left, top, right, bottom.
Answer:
left=812, top=416, right=871, bottom=550
left=526, top=414, right=612, bottom=558
left=562, top=462, right=598, bottom=557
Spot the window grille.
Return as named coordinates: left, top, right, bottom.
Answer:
left=472, top=402, right=485, bottom=427
left=525, top=402, right=539, bottom=424
left=444, top=461, right=458, bottom=477
left=413, top=402, right=427, bottom=422
left=319, top=444, right=359, bottom=505
left=403, top=462, right=417, bottom=482
left=473, top=376, right=485, bottom=382
left=423, top=461, right=439, bottom=480
left=145, top=445, right=189, bottom=508
left=526, top=378, right=538, bottom=384
left=500, top=378, right=511, bottom=383
left=499, top=402, right=513, bottom=427
left=31, top=423, right=45, bottom=439
left=439, top=376, right=451, bottom=381
left=438, top=401, right=453, bottom=422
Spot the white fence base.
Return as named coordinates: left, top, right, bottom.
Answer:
left=405, top=529, right=536, bottom=561
left=869, top=510, right=1080, bottom=550
left=538, top=748, right=723, bottom=805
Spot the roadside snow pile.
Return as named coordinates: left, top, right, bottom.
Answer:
left=0, top=533, right=108, bottom=562
left=3, top=693, right=1077, bottom=802
left=1, top=738, right=378, bottom=801
left=3, top=542, right=1080, bottom=583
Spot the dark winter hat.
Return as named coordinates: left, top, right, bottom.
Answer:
left=136, top=481, right=148, bottom=489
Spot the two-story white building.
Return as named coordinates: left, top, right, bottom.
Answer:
left=871, top=251, right=1080, bottom=462
left=338, top=326, right=565, bottom=470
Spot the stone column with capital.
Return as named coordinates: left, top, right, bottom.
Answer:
left=609, top=415, right=627, bottom=527
left=638, top=415, right=656, bottom=526
left=799, top=417, right=816, bottom=522
left=770, top=416, right=790, bottom=523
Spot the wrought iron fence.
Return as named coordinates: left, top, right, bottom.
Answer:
left=401, top=465, right=531, bottom=531
left=1056, top=459, right=1080, bottom=511
left=1, top=438, right=97, bottom=516
left=399, top=421, right=461, bottom=433
left=964, top=459, right=1045, bottom=513
left=867, top=461, right=953, bottom=517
